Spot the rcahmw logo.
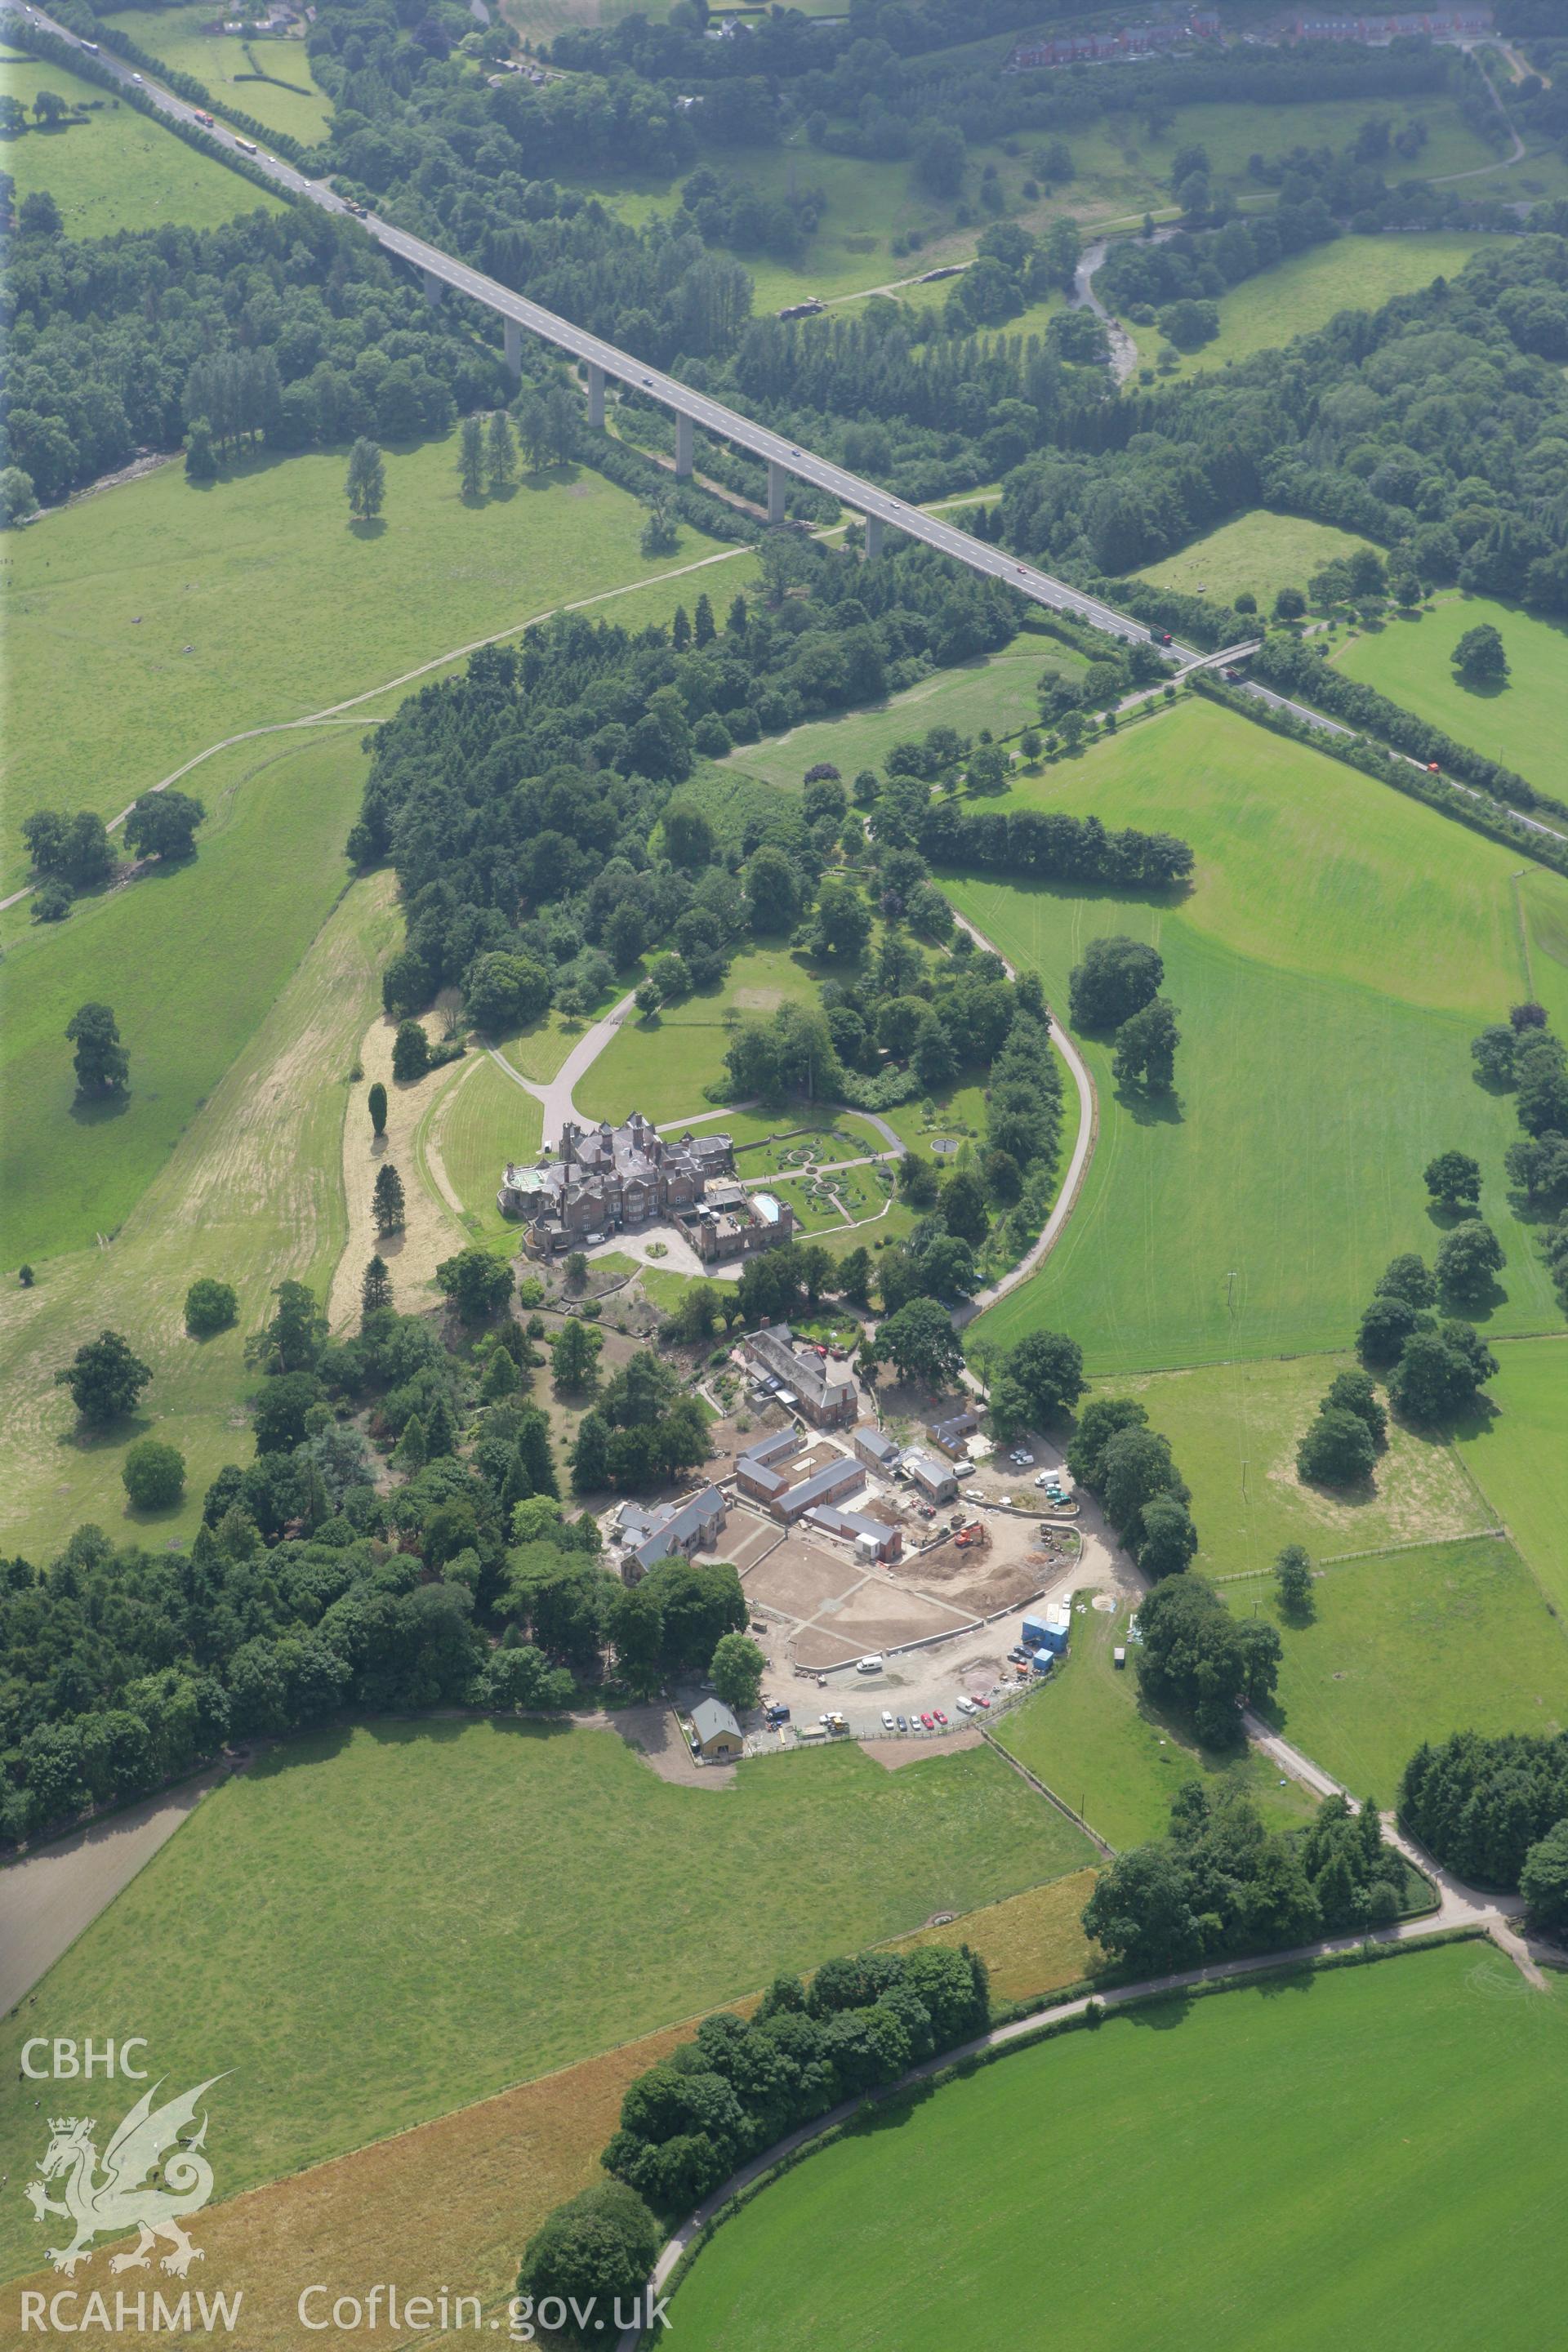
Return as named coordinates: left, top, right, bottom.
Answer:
left=20, top=2047, right=240, bottom=2333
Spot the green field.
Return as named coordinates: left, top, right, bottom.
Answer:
left=1259, top=1534, right=1568, bottom=1796
left=996, top=1596, right=1315, bottom=1850
left=581, top=93, right=1496, bottom=315
left=430, top=1052, right=543, bottom=1240
left=1454, top=1336, right=1568, bottom=1615
left=1331, top=594, right=1568, bottom=806
left=577, top=948, right=821, bottom=1124
left=1141, top=232, right=1491, bottom=383
left=0, top=731, right=366, bottom=1267
left=666, top=1941, right=1568, bottom=2352
left=1138, top=511, right=1379, bottom=609
left=0, top=1722, right=1094, bottom=2265
left=0, top=869, right=398, bottom=1562
left=2, top=436, right=738, bottom=887
left=951, top=697, right=1568, bottom=1372
left=0, top=55, right=282, bottom=237
left=109, top=4, right=334, bottom=140
left=1107, top=1355, right=1496, bottom=1580
left=715, top=631, right=1081, bottom=795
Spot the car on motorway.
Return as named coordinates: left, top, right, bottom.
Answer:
left=919, top=1712, right=934, bottom=1731
left=641, top=375, right=652, bottom=386
left=130, top=70, right=143, bottom=82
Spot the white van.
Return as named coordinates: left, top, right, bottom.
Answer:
left=855, top=1654, right=884, bottom=1675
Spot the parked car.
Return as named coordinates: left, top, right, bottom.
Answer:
left=933, top=1708, right=948, bottom=1727
left=920, top=1712, right=935, bottom=1730
left=955, top=1696, right=976, bottom=1717
left=964, top=1488, right=985, bottom=1503
left=973, top=1694, right=991, bottom=1709
left=881, top=1710, right=897, bottom=1731
left=896, top=1714, right=908, bottom=1731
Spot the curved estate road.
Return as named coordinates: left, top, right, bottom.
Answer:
left=617, top=1857, right=1547, bottom=2346
left=951, top=911, right=1098, bottom=1327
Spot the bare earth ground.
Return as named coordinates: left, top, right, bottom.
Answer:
left=610, top=1702, right=732, bottom=1791
left=328, top=1013, right=471, bottom=1329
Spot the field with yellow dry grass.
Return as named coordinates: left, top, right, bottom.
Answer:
left=0, top=2018, right=699, bottom=2347
left=889, top=1869, right=1102, bottom=2002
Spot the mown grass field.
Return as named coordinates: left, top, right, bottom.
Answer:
left=2, top=437, right=736, bottom=886
left=1138, top=511, right=1379, bottom=609
left=110, top=3, right=333, bottom=140
left=0, top=56, right=283, bottom=237
left=666, top=1942, right=1568, bottom=2352
left=577, top=947, right=821, bottom=1124
left=1454, top=1337, right=1568, bottom=1616
left=1105, top=1355, right=1496, bottom=1580
left=996, top=1596, right=1315, bottom=1850
left=0, top=1722, right=1094, bottom=2272
left=1258, top=1533, right=1568, bottom=1797
left=0, top=730, right=367, bottom=1267
left=0, top=871, right=398, bottom=1564
left=1142, top=232, right=1491, bottom=383
left=715, top=632, right=1080, bottom=795
left=1331, top=594, right=1568, bottom=806
left=951, top=697, right=1568, bottom=1372
left=428, top=1051, right=542, bottom=1241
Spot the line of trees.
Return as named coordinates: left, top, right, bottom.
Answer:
left=518, top=1942, right=990, bottom=2326
left=1068, top=1396, right=1199, bottom=1586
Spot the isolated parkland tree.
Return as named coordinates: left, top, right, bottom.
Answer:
left=1423, top=1150, right=1481, bottom=1211
left=458, top=413, right=484, bottom=498
left=66, top=1002, right=129, bottom=1097
left=368, top=1080, right=388, bottom=1138
left=1068, top=936, right=1163, bottom=1032
left=56, top=1329, right=152, bottom=1425
left=345, top=437, right=385, bottom=521
left=184, top=1277, right=238, bottom=1339
left=1275, top=1544, right=1315, bottom=1620
left=361, top=1254, right=392, bottom=1321
left=125, top=790, right=205, bottom=863
left=372, top=1161, right=406, bottom=1236
left=122, top=1438, right=186, bottom=1511
left=487, top=408, right=516, bottom=491
left=1113, top=997, right=1180, bottom=1093
left=1451, top=622, right=1508, bottom=684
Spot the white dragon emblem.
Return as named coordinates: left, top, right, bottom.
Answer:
left=24, top=2077, right=226, bottom=2278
